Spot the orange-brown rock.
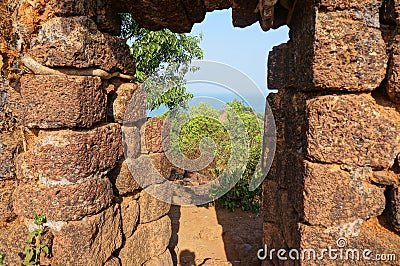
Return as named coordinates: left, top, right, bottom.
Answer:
left=16, top=124, right=123, bottom=182
left=28, top=16, right=134, bottom=74
left=138, top=189, right=170, bottom=224
left=0, top=131, right=22, bottom=179
left=296, top=218, right=400, bottom=265
left=108, top=160, right=141, bottom=196
left=51, top=205, right=122, bottom=266
left=20, top=75, right=105, bottom=128
left=143, top=118, right=170, bottom=153
left=120, top=196, right=139, bottom=238
left=301, top=162, right=385, bottom=226
left=0, top=179, right=17, bottom=222
left=386, top=185, right=400, bottom=232
left=232, top=0, right=260, bottom=28
left=291, top=0, right=387, bottom=91
left=119, top=215, right=171, bottom=266
left=306, top=94, right=400, bottom=168
left=0, top=219, right=28, bottom=266
left=143, top=249, right=173, bottom=266
left=108, top=82, right=143, bottom=123
left=13, top=177, right=113, bottom=221
left=267, top=42, right=294, bottom=90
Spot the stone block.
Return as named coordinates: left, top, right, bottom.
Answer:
left=108, top=160, right=141, bottom=196
left=386, top=185, right=400, bottom=232
left=291, top=0, right=386, bottom=91
left=138, top=189, right=170, bottom=224
left=297, top=218, right=400, bottom=265
left=13, top=177, right=113, bottom=221
left=119, top=215, right=171, bottom=266
left=385, top=32, right=400, bottom=103
left=20, top=75, right=105, bottom=128
left=125, top=0, right=192, bottom=32
left=143, top=249, right=173, bottom=266
left=267, top=42, right=294, bottom=90
left=149, top=153, right=173, bottom=179
left=104, top=256, right=121, bottom=266
left=47, top=0, right=97, bottom=16
left=29, top=16, right=135, bottom=74
left=123, top=126, right=141, bottom=160
left=306, top=94, right=400, bottom=168
left=0, top=131, right=22, bottom=179
left=203, top=0, right=231, bottom=11
left=108, top=82, right=144, bottom=124
left=0, top=220, right=28, bottom=266
left=17, top=123, right=123, bottom=183
left=231, top=0, right=259, bottom=27
left=301, top=162, right=385, bottom=226
left=51, top=204, right=122, bottom=266
left=143, top=118, right=170, bottom=153
left=0, top=179, right=17, bottom=222
left=120, top=196, right=139, bottom=238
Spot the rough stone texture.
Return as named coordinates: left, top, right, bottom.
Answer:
left=108, top=160, right=141, bottom=196
left=120, top=196, right=139, bottom=238
left=122, top=84, right=147, bottom=125
left=138, top=189, right=171, bottom=224
left=119, top=215, right=172, bottom=266
left=104, top=256, right=121, bottom=266
left=123, top=125, right=141, bottom=160
left=387, top=185, right=400, bottom=232
left=47, top=0, right=97, bottom=16
left=51, top=205, right=122, bottom=266
left=297, top=218, right=400, bottom=265
left=0, top=130, right=22, bottom=180
left=16, top=124, right=123, bottom=183
left=267, top=42, right=294, bottom=90
left=143, top=249, right=173, bottom=266
left=0, top=179, right=17, bottom=222
left=306, top=94, right=400, bottom=168
left=28, top=16, right=135, bottom=74
left=124, top=155, right=173, bottom=191
left=149, top=153, right=173, bottom=179
left=385, top=31, right=400, bottom=103
left=123, top=1, right=193, bottom=33
left=13, top=177, right=113, bottom=221
left=143, top=118, right=170, bottom=153
left=0, top=220, right=28, bottom=266
left=203, top=0, right=231, bottom=11
left=20, top=75, right=105, bottom=128
left=301, top=162, right=385, bottom=226
left=0, top=90, right=21, bottom=133
left=291, top=0, right=387, bottom=91
left=232, top=0, right=260, bottom=28
left=108, top=82, right=141, bottom=123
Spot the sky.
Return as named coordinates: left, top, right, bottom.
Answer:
left=148, top=9, right=289, bottom=116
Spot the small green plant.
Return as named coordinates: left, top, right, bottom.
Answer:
left=0, top=253, right=6, bottom=266
left=23, top=214, right=50, bottom=266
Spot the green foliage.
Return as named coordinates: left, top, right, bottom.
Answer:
left=215, top=100, right=263, bottom=212
left=23, top=214, right=50, bottom=266
left=120, top=14, right=203, bottom=110
left=168, top=100, right=264, bottom=212
left=0, top=253, right=6, bottom=266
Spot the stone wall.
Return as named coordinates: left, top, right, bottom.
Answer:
left=2, top=0, right=400, bottom=265
left=0, top=1, right=172, bottom=265
left=263, top=0, right=400, bottom=264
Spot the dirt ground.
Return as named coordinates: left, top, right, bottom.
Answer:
left=168, top=205, right=263, bottom=266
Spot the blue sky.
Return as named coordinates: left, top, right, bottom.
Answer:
left=148, top=9, right=289, bottom=116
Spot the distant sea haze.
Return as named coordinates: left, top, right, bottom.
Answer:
left=147, top=92, right=268, bottom=117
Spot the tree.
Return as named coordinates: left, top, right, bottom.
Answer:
left=120, top=14, right=203, bottom=110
